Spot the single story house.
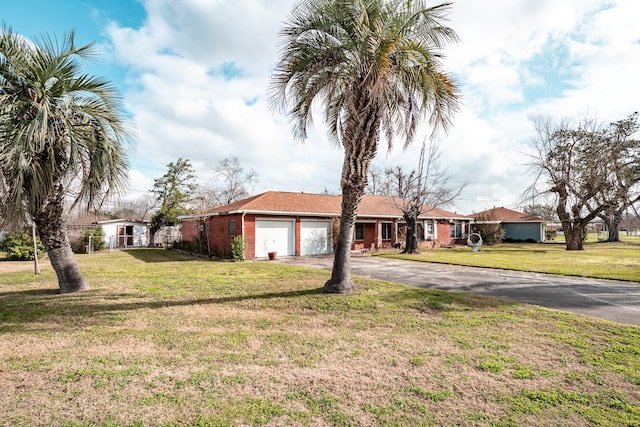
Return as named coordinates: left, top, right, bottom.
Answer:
left=96, top=219, right=150, bottom=248
left=180, top=191, right=471, bottom=259
left=468, top=207, right=546, bottom=242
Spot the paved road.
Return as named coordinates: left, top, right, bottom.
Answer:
left=277, top=255, right=640, bottom=326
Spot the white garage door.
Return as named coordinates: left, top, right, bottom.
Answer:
left=255, top=220, right=294, bottom=258
left=300, top=221, right=332, bottom=256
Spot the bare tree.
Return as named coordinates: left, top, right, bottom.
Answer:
left=111, top=194, right=157, bottom=222
left=388, top=141, right=465, bottom=253
left=200, top=157, right=257, bottom=208
left=522, top=203, right=557, bottom=222
left=365, top=165, right=385, bottom=195
left=593, top=113, right=640, bottom=242
left=528, top=114, right=639, bottom=250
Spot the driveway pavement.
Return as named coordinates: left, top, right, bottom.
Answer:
left=276, top=255, right=640, bottom=326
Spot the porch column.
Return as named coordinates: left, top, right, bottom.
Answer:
left=375, top=220, right=382, bottom=249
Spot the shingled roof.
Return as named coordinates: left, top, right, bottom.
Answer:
left=468, top=207, right=544, bottom=223
left=201, top=191, right=469, bottom=220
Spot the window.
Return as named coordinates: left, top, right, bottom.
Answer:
left=229, top=219, right=236, bottom=236
left=354, top=223, right=364, bottom=240
left=450, top=221, right=463, bottom=239
left=381, top=223, right=392, bottom=240
left=424, top=220, right=434, bottom=238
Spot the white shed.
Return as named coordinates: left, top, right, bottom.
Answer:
left=97, top=219, right=149, bottom=249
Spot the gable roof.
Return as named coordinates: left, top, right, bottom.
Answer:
left=194, top=191, right=469, bottom=220
left=468, top=207, right=544, bottom=223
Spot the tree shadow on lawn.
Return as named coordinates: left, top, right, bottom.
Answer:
left=0, top=286, right=326, bottom=331
left=119, top=248, right=203, bottom=263
left=0, top=280, right=522, bottom=333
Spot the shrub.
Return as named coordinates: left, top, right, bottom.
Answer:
left=0, top=228, right=45, bottom=261
left=471, top=213, right=505, bottom=245
left=176, top=237, right=211, bottom=256
left=545, top=229, right=557, bottom=241
left=83, top=227, right=106, bottom=252
left=230, top=235, right=247, bottom=261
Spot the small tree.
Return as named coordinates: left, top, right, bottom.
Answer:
left=149, top=158, right=197, bottom=246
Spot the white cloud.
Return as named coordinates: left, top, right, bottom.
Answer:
left=106, top=0, right=639, bottom=215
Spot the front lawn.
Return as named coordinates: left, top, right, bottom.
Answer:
left=377, top=242, right=640, bottom=282
left=1, top=249, right=639, bottom=426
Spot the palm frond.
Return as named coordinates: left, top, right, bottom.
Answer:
left=270, top=0, right=459, bottom=154
left=0, top=26, right=132, bottom=225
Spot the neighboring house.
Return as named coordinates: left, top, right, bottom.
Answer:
left=469, top=207, right=546, bottom=242
left=180, top=191, right=471, bottom=259
left=96, top=219, right=150, bottom=248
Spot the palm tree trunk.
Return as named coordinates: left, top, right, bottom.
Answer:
left=324, top=88, right=380, bottom=293
left=34, top=192, right=89, bottom=293
left=47, top=244, right=89, bottom=293
left=324, top=184, right=360, bottom=293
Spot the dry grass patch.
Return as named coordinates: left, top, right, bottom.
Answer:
left=0, top=249, right=638, bottom=426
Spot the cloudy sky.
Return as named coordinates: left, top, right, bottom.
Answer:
left=3, top=0, right=639, bottom=214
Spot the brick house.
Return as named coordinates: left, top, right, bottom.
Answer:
left=180, top=191, right=471, bottom=259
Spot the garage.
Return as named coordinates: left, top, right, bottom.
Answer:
left=300, top=220, right=333, bottom=256
left=255, top=220, right=294, bottom=258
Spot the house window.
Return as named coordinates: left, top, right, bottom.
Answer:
left=381, top=223, right=392, bottom=240
left=354, top=223, right=364, bottom=240
left=229, top=219, right=236, bottom=236
left=450, top=221, right=463, bottom=239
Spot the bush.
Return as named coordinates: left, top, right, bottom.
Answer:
left=471, top=223, right=505, bottom=245
left=175, top=237, right=209, bottom=255
left=471, top=212, right=505, bottom=245
left=545, top=229, right=557, bottom=241
left=0, top=228, right=45, bottom=261
left=230, top=235, right=247, bottom=261
left=83, top=227, right=106, bottom=252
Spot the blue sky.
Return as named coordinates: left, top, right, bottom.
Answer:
left=3, top=0, right=639, bottom=214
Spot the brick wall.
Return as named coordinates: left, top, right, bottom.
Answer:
left=206, top=214, right=243, bottom=257
left=181, top=218, right=199, bottom=243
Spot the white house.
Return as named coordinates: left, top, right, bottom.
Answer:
left=97, top=219, right=149, bottom=249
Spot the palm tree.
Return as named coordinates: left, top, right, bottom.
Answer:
left=0, top=27, right=130, bottom=293
left=270, top=0, right=459, bottom=293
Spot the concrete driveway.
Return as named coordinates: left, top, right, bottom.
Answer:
left=276, top=255, right=640, bottom=326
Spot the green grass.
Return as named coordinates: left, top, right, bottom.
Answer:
left=377, top=241, right=640, bottom=282
left=0, top=249, right=639, bottom=426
